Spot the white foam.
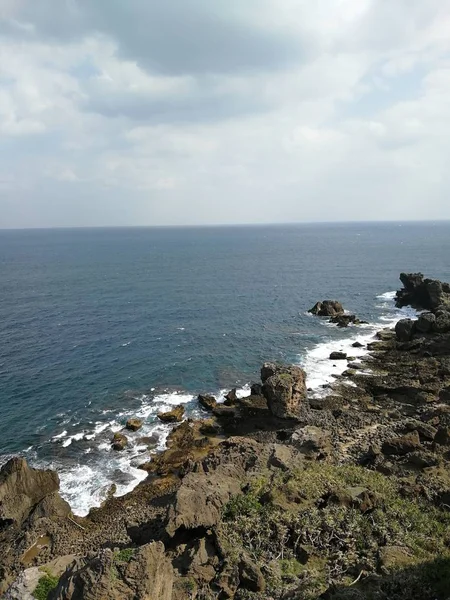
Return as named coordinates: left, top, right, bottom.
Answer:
left=62, top=432, right=86, bottom=447
left=52, top=430, right=67, bottom=440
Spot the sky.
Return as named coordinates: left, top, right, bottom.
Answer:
left=0, top=0, right=450, bottom=228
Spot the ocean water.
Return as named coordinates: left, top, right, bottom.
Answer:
left=1, top=222, right=449, bottom=515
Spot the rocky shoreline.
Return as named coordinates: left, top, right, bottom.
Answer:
left=1, top=273, right=450, bottom=599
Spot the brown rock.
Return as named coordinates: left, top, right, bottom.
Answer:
left=261, top=364, right=306, bottom=418
left=199, top=419, right=220, bottom=435
left=224, top=388, right=238, bottom=405
left=125, top=418, right=143, bottom=432
left=111, top=432, right=128, bottom=451
left=291, top=426, right=331, bottom=458
left=309, top=300, right=344, bottom=317
left=198, top=394, right=217, bottom=411
left=158, top=405, right=185, bottom=423
left=382, top=431, right=421, bottom=456
left=238, top=554, right=265, bottom=592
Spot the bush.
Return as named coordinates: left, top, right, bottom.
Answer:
left=33, top=574, right=59, bottom=600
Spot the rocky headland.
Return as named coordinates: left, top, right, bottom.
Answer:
left=1, top=273, right=450, bottom=599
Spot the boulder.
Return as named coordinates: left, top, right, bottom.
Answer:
left=434, top=427, right=450, bottom=446
left=261, top=364, right=306, bottom=418
left=329, top=351, right=347, bottom=360
left=224, top=388, right=238, bottom=406
left=395, top=319, right=416, bottom=342
left=433, top=309, right=450, bottom=333
left=352, top=341, right=364, bottom=348
left=158, top=405, right=185, bottom=423
left=198, top=394, right=217, bottom=411
left=416, top=312, right=436, bottom=333
left=291, top=426, right=332, bottom=458
left=238, top=554, right=265, bottom=593
left=111, top=432, right=128, bottom=451
left=382, top=431, right=421, bottom=456
left=125, top=418, right=143, bottom=432
left=309, top=300, right=344, bottom=317
left=0, top=458, right=60, bottom=527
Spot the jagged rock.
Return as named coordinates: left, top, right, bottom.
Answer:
left=434, top=309, right=450, bottom=333
left=416, top=313, right=436, bottom=333
left=198, top=394, right=217, bottom=411
left=382, top=431, right=421, bottom=456
left=238, top=554, right=265, bottom=592
left=329, top=351, right=347, bottom=360
left=434, top=427, right=450, bottom=446
left=329, top=314, right=367, bottom=327
left=395, top=319, right=416, bottom=342
left=261, top=364, right=306, bottom=418
left=0, top=458, right=60, bottom=527
left=291, top=426, right=331, bottom=458
left=396, top=272, right=450, bottom=310
left=111, top=432, right=128, bottom=451
left=224, top=388, right=238, bottom=405
left=158, top=405, right=185, bottom=423
left=52, top=543, right=173, bottom=600
left=125, top=418, right=143, bottom=432
left=309, top=300, right=344, bottom=317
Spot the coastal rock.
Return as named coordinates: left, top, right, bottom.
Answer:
left=0, top=458, right=60, bottom=527
left=309, top=300, right=344, bottom=317
left=111, top=432, right=128, bottom=451
left=158, top=405, right=185, bottom=423
left=261, top=364, right=306, bottom=418
left=396, top=273, right=450, bottom=310
left=329, top=314, right=367, bottom=327
left=434, top=309, right=450, bottom=333
left=52, top=543, right=173, bottom=600
left=224, top=388, right=238, bottom=405
left=416, top=313, right=436, bottom=333
left=198, top=394, right=217, bottom=411
left=199, top=419, right=220, bottom=435
left=382, top=431, right=421, bottom=456
left=291, top=426, right=331, bottom=458
left=352, top=341, right=364, bottom=348
left=395, top=319, right=416, bottom=342
left=329, top=351, right=347, bottom=360
left=125, top=418, right=143, bottom=432
left=250, top=383, right=262, bottom=396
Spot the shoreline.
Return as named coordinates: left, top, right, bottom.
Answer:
left=1, top=272, right=450, bottom=599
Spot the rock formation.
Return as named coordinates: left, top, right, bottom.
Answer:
left=308, top=300, right=344, bottom=316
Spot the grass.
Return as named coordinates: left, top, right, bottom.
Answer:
left=33, top=574, right=59, bottom=600
left=113, top=547, right=135, bottom=563
left=221, top=463, right=450, bottom=599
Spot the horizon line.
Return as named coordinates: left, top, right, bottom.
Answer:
left=1, top=218, right=450, bottom=233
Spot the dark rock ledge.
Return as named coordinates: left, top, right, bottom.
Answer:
left=2, top=273, right=450, bottom=600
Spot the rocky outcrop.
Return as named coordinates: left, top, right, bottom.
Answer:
left=111, top=432, right=128, bottom=451
left=0, top=458, right=61, bottom=528
left=51, top=543, right=173, bottom=600
left=125, top=418, right=143, bottom=432
left=309, top=300, right=344, bottom=316
left=261, top=363, right=306, bottom=418
left=198, top=394, right=217, bottom=411
left=396, top=272, right=450, bottom=310
left=395, top=318, right=416, bottom=342
left=329, top=351, right=347, bottom=360
left=158, top=405, right=185, bottom=423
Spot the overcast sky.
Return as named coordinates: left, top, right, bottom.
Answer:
left=1, top=1, right=450, bottom=228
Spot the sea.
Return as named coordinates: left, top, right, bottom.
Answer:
left=1, top=222, right=449, bottom=516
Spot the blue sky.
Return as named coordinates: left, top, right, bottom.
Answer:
left=0, top=0, right=450, bottom=227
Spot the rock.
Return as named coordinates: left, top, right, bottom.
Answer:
left=238, top=554, right=265, bottom=592
left=199, top=419, right=220, bottom=435
left=250, top=383, right=262, bottom=396
left=198, top=394, right=217, bottom=411
left=347, top=362, right=363, bottom=370
left=125, top=418, right=143, bottom=432
left=213, top=405, right=237, bottom=419
left=433, top=309, right=450, bottom=333
left=329, top=314, right=367, bottom=327
left=395, top=319, right=416, bottom=342
left=0, top=458, right=60, bottom=527
left=111, top=432, right=128, bottom=451
left=331, top=486, right=379, bottom=514
left=434, top=427, right=450, bottom=446
left=261, top=364, right=306, bottom=418
left=291, top=426, right=331, bottom=458
left=382, top=431, right=421, bottom=456
left=352, top=341, right=364, bottom=348
left=329, top=351, right=347, bottom=360
left=224, top=388, right=238, bottom=405
left=158, top=405, right=185, bottom=423
left=309, top=300, right=344, bottom=317
left=396, top=273, right=450, bottom=310
left=416, top=312, right=436, bottom=333
left=260, top=362, right=278, bottom=383
left=52, top=543, right=173, bottom=600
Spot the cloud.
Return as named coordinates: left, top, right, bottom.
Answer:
left=0, top=0, right=449, bottom=227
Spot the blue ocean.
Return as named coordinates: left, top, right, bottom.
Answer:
left=1, top=222, right=449, bottom=514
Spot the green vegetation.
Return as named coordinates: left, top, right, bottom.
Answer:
left=113, top=547, right=135, bottom=563
left=33, top=574, right=59, bottom=600
left=222, top=464, right=450, bottom=599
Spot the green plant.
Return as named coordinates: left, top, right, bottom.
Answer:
left=113, top=547, right=135, bottom=563
left=33, top=574, right=59, bottom=600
